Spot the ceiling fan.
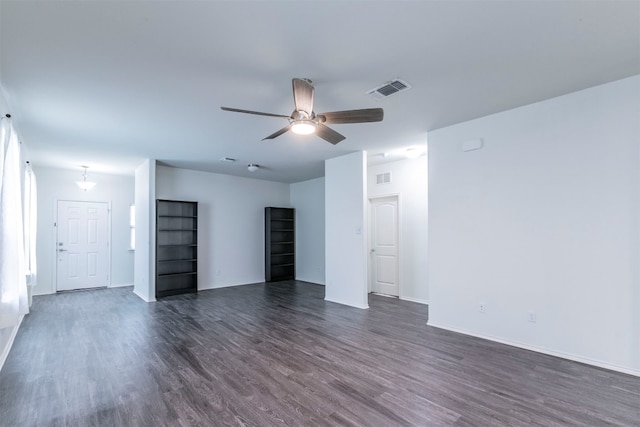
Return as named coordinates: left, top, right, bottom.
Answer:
left=221, top=78, right=384, bottom=145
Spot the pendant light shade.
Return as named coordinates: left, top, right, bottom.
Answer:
left=76, top=166, right=96, bottom=191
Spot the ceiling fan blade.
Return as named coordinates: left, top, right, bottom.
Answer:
left=292, top=78, right=314, bottom=115
left=315, top=124, right=345, bottom=145
left=262, top=125, right=291, bottom=140
left=221, top=106, right=290, bottom=119
left=317, top=108, right=384, bottom=124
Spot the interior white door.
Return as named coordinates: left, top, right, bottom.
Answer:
left=56, top=200, right=110, bottom=291
left=370, top=196, right=399, bottom=296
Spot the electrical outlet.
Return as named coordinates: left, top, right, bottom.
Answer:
left=528, top=311, right=537, bottom=323
left=479, top=303, right=486, bottom=313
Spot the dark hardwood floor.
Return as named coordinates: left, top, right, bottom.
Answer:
left=0, top=282, right=638, bottom=426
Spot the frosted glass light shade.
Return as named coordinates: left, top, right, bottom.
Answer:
left=76, top=180, right=96, bottom=191
left=291, top=120, right=316, bottom=135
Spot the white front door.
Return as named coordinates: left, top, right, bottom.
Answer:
left=370, top=196, right=399, bottom=296
left=56, top=200, right=110, bottom=291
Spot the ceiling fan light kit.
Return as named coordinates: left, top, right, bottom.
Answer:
left=221, top=78, right=383, bottom=145
left=291, top=120, right=316, bottom=135
left=247, top=164, right=259, bottom=172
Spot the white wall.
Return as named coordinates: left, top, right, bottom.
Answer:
left=290, top=177, right=325, bottom=285
left=156, top=166, right=290, bottom=289
left=368, top=157, right=428, bottom=304
left=428, top=75, right=640, bottom=375
left=325, top=152, right=368, bottom=309
left=32, top=166, right=135, bottom=295
left=133, top=159, right=156, bottom=302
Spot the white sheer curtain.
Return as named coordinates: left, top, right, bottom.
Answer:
left=0, top=117, right=28, bottom=329
left=24, top=162, right=37, bottom=291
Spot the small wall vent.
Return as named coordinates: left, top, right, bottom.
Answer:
left=366, top=79, right=411, bottom=99
left=376, top=172, right=391, bottom=184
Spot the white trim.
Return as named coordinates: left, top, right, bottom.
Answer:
left=294, top=277, right=325, bottom=285
left=31, top=289, right=54, bottom=296
left=108, top=283, right=133, bottom=288
left=295, top=280, right=325, bottom=286
left=325, top=296, right=369, bottom=309
left=201, top=280, right=327, bottom=291
left=200, top=281, right=262, bottom=291
left=427, top=321, right=640, bottom=377
left=0, top=315, right=24, bottom=373
left=133, top=289, right=156, bottom=302
left=400, top=296, right=429, bottom=305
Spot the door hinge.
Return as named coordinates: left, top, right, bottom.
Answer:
left=54, top=222, right=57, bottom=227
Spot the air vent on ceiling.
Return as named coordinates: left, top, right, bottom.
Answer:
left=376, top=172, right=391, bottom=184
left=366, top=79, right=411, bottom=99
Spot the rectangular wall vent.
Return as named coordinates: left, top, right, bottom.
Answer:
left=376, top=172, right=391, bottom=184
left=367, top=79, right=411, bottom=99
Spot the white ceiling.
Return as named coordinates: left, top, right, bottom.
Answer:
left=1, top=1, right=638, bottom=182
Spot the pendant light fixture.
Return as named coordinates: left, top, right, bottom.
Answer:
left=76, top=165, right=96, bottom=191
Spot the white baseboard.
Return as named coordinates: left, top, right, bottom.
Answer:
left=200, top=281, right=262, bottom=291
left=0, top=315, right=24, bottom=373
left=400, top=295, right=429, bottom=305
left=132, top=289, right=156, bottom=302
left=427, top=321, right=640, bottom=377
left=200, top=280, right=325, bottom=292
left=324, top=296, right=369, bottom=310
left=296, top=280, right=325, bottom=286
left=108, top=283, right=133, bottom=288
left=295, top=277, right=325, bottom=285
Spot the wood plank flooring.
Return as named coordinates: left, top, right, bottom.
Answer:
left=0, top=282, right=638, bottom=426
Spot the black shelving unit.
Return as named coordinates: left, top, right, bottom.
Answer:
left=156, top=199, right=198, bottom=298
left=265, top=207, right=295, bottom=282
